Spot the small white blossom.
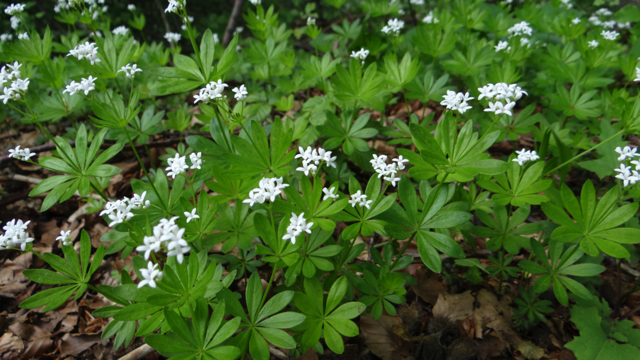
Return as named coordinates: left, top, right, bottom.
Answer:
left=189, top=152, right=202, bottom=170
left=323, top=187, right=339, bottom=201
left=382, top=18, right=404, bottom=35
left=571, top=18, right=581, bottom=25
left=410, top=0, right=424, bottom=4
left=118, top=63, right=143, bottom=79
left=55, top=230, right=73, bottom=246
left=614, top=164, right=638, bottom=187
left=193, top=79, right=228, bottom=103
left=295, top=146, right=336, bottom=176
left=165, top=0, right=183, bottom=13
left=127, top=4, right=136, bottom=10
left=68, top=42, right=101, bottom=65
left=184, top=208, right=199, bottom=223
left=130, top=191, right=150, bottom=209
left=282, top=212, right=313, bottom=244
left=507, top=21, right=533, bottom=37
left=595, top=8, right=613, bottom=16
left=10, top=16, right=20, bottom=29
left=588, top=40, right=599, bottom=49
left=615, top=146, right=638, bottom=161
left=307, top=17, right=316, bottom=26
left=17, top=32, right=29, bottom=40
left=112, top=26, right=129, bottom=36
left=422, top=10, right=439, bottom=24
left=0, top=219, right=33, bottom=251
left=138, top=262, right=163, bottom=288
left=249, top=0, right=261, bottom=4
left=494, top=41, right=510, bottom=52
left=8, top=145, right=36, bottom=161
left=440, top=90, right=474, bottom=114
left=243, top=177, right=289, bottom=206
left=0, top=34, right=13, bottom=42
left=371, top=154, right=406, bottom=187
left=512, top=148, right=540, bottom=166
left=164, top=32, right=182, bottom=43
left=601, top=30, right=619, bottom=41
left=166, top=153, right=189, bottom=179
left=350, top=48, right=369, bottom=64
left=232, top=84, right=248, bottom=101
left=4, top=3, right=25, bottom=15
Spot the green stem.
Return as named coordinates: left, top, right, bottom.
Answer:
left=390, top=232, right=416, bottom=269
left=124, top=128, right=166, bottom=210
left=545, top=129, right=625, bottom=175
left=183, top=13, right=204, bottom=76
left=258, top=266, right=277, bottom=312
left=90, top=181, right=109, bottom=201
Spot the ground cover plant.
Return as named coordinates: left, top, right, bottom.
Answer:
left=2, top=0, right=640, bottom=359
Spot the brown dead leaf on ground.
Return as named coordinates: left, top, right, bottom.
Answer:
left=476, top=335, right=507, bottom=360
left=359, top=314, right=412, bottom=360
left=473, top=290, right=519, bottom=345
left=515, top=341, right=545, bottom=359
left=8, top=321, right=54, bottom=358
left=411, top=266, right=446, bottom=305
left=432, top=291, right=474, bottom=322
left=60, top=333, right=108, bottom=357
left=3, top=252, right=32, bottom=273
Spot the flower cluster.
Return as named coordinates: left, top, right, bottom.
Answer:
left=138, top=261, right=163, bottom=288
left=4, top=3, right=25, bottom=15
left=422, top=10, right=439, bottom=24
left=100, top=192, right=150, bottom=227
left=635, top=68, right=640, bottom=82
left=112, top=26, right=129, bottom=36
left=10, top=15, right=19, bottom=29
left=0, top=61, right=29, bottom=104
left=0, top=34, right=13, bottom=42
left=128, top=4, right=136, bottom=11
left=350, top=48, right=369, bottom=64
left=232, top=84, right=248, bottom=101
left=370, top=154, right=408, bottom=187
left=68, top=42, right=101, bottom=65
left=63, top=76, right=97, bottom=96
left=478, top=82, right=527, bottom=117
left=55, top=230, right=72, bottom=246
left=249, top=0, right=261, bottom=5
left=243, top=177, right=289, bottom=206
left=440, top=90, right=473, bottom=114
left=17, top=32, right=28, bottom=40
left=614, top=146, right=640, bottom=187
left=382, top=18, right=404, bottom=35
left=588, top=40, right=599, bottom=49
left=512, top=148, right=540, bottom=166
left=164, top=32, right=182, bottom=43
left=307, top=17, right=316, bottom=26
left=194, top=80, right=228, bottom=103
left=348, top=190, right=372, bottom=209
left=165, top=0, right=184, bottom=13
left=282, top=212, right=313, bottom=244
left=53, top=0, right=70, bottom=13
left=322, top=186, right=339, bottom=201
left=8, top=145, right=35, bottom=161
left=165, top=152, right=201, bottom=179
left=180, top=16, right=194, bottom=31
left=601, top=30, right=619, bottom=41
left=507, top=21, right=533, bottom=37
left=137, top=216, right=190, bottom=264
left=0, top=219, right=33, bottom=251
left=295, top=146, right=337, bottom=176
left=118, top=63, right=143, bottom=79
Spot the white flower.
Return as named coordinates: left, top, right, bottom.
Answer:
left=243, top=177, right=289, bottom=206
left=410, top=0, right=424, bottom=4
left=632, top=160, right=640, bottom=171
left=100, top=198, right=135, bottom=227
left=189, top=152, right=202, bottom=170
left=1, top=219, right=33, bottom=251
left=512, top=148, right=540, bottom=166
left=307, top=17, right=316, bottom=26
left=393, top=155, right=408, bottom=170
left=232, top=84, right=248, bottom=101
left=8, top=145, right=36, bottom=161
left=63, top=81, right=80, bottom=96
left=68, top=42, right=101, bottom=65
left=370, top=153, right=407, bottom=187
left=422, top=10, right=439, bottom=24
left=249, top=0, right=261, bottom=4
left=4, top=3, right=25, bottom=15
left=213, top=33, right=220, bottom=44
left=615, top=164, right=638, bottom=187
left=166, top=153, right=189, bottom=179
left=295, top=146, right=336, bottom=174
left=494, top=41, right=510, bottom=52
left=296, top=161, right=317, bottom=176
left=78, top=76, right=96, bottom=95
left=165, top=0, right=184, bottom=13
left=507, top=21, right=533, bottom=37
left=55, top=230, right=73, bottom=246
left=10, top=16, right=20, bottom=29
left=235, top=27, right=243, bottom=34
left=118, top=63, right=143, bottom=79
left=138, top=262, right=163, bottom=288
left=130, top=191, right=150, bottom=210
left=0, top=34, right=13, bottom=42
left=615, top=146, right=638, bottom=161
left=349, top=190, right=363, bottom=207
left=184, top=208, right=199, bottom=223
left=382, top=18, right=404, bottom=35
left=164, top=32, right=182, bottom=43
left=112, top=26, right=129, bottom=36
left=440, top=90, right=474, bottom=114
left=282, top=212, right=313, bottom=244
left=17, top=32, right=29, bottom=40
left=322, top=187, right=339, bottom=201
left=166, top=229, right=189, bottom=264
left=193, top=80, right=228, bottom=103
left=595, top=8, right=613, bottom=16
left=601, top=30, right=619, bottom=41
left=350, top=48, right=369, bottom=64
left=127, top=4, right=136, bottom=10
left=588, top=40, right=599, bottom=49
left=571, top=18, right=581, bottom=25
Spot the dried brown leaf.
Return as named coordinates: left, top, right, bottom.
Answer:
left=432, top=291, right=474, bottom=322
left=411, top=267, right=446, bottom=305
left=359, top=314, right=412, bottom=360
left=515, top=341, right=545, bottom=359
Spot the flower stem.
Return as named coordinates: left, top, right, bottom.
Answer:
left=258, top=266, right=277, bottom=312
left=390, top=232, right=417, bottom=269
left=545, top=129, right=625, bottom=176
